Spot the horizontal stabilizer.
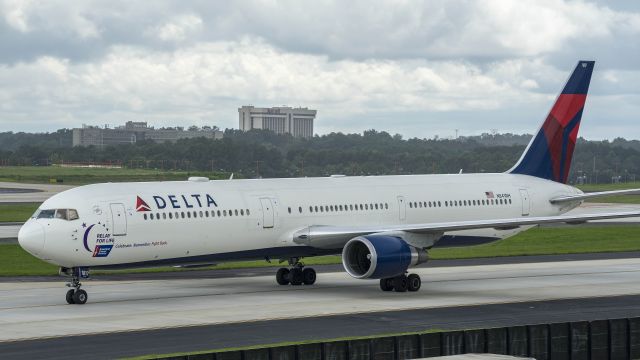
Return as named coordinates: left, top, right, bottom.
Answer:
left=550, top=189, right=640, bottom=204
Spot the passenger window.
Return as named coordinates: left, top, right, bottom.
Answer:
left=235, top=209, right=238, bottom=216
left=241, top=209, right=245, bottom=216
left=217, top=210, right=221, bottom=217
left=223, top=210, right=227, bottom=216
left=143, top=213, right=147, bottom=220
left=288, top=207, right=292, bottom=214
left=187, top=212, right=191, bottom=218
left=298, top=207, right=302, bottom=213
left=385, top=203, right=388, bottom=209
left=246, top=209, right=250, bottom=215
left=169, top=213, right=173, bottom=219
left=163, top=213, right=167, bottom=219
left=181, top=212, right=185, bottom=218
left=150, top=213, right=154, bottom=220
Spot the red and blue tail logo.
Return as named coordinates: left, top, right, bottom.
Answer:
left=509, top=61, right=594, bottom=184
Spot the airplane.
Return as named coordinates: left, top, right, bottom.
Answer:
left=18, top=60, right=640, bottom=305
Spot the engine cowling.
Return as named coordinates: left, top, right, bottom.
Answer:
left=341, top=235, right=428, bottom=279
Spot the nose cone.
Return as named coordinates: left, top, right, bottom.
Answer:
left=18, top=222, right=45, bottom=257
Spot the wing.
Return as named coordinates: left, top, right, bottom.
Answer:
left=293, top=210, right=640, bottom=249
left=550, top=189, right=640, bottom=204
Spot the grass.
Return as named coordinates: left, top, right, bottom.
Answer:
left=1, top=225, right=639, bottom=277
left=0, top=166, right=228, bottom=185
left=0, top=203, right=39, bottom=222
left=124, top=329, right=442, bottom=360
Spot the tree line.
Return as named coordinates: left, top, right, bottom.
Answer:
left=1, top=129, right=639, bottom=184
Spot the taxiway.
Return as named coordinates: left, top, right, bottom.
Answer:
left=0, top=257, right=639, bottom=359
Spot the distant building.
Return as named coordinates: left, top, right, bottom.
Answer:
left=238, top=106, right=316, bottom=138
left=72, top=121, right=223, bottom=147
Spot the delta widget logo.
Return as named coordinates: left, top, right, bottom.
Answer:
left=136, top=196, right=151, bottom=212
left=82, top=222, right=114, bottom=258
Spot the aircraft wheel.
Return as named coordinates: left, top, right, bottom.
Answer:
left=379, top=278, right=394, bottom=291
left=72, top=289, right=88, bottom=305
left=276, top=268, right=290, bottom=285
left=302, top=268, right=317, bottom=285
left=66, top=289, right=75, bottom=304
left=393, top=274, right=408, bottom=292
left=407, top=274, right=421, bottom=292
left=289, top=268, right=303, bottom=285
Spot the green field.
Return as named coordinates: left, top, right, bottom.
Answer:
left=0, top=203, right=39, bottom=222
left=1, top=225, right=639, bottom=277
left=0, top=166, right=227, bottom=185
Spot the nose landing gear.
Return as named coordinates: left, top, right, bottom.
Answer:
left=61, top=267, right=89, bottom=305
left=275, top=257, right=317, bottom=286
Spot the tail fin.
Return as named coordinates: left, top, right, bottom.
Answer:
left=509, top=60, right=595, bottom=183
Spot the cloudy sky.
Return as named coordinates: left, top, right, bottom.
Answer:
left=1, top=0, right=639, bottom=139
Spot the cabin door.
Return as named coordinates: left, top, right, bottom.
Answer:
left=110, top=203, right=127, bottom=236
left=397, top=196, right=406, bottom=222
left=260, top=197, right=275, bottom=228
left=519, top=189, right=530, bottom=216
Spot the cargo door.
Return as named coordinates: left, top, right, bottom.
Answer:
left=110, top=203, right=127, bottom=236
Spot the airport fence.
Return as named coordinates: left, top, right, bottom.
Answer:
left=153, top=317, right=640, bottom=360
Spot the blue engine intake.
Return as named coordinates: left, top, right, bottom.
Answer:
left=341, top=235, right=428, bottom=279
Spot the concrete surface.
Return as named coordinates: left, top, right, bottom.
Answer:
left=0, top=182, right=74, bottom=203
left=1, top=257, right=639, bottom=343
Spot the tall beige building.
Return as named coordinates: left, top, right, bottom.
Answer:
left=238, top=106, right=316, bottom=138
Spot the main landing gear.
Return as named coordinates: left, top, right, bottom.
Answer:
left=62, top=267, right=89, bottom=305
left=379, top=273, right=421, bottom=292
left=275, top=257, right=317, bottom=286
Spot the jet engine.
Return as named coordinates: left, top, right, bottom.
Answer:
left=341, top=235, right=428, bottom=279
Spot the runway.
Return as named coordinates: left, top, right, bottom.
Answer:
left=0, top=181, right=73, bottom=203
left=1, top=257, right=640, bottom=359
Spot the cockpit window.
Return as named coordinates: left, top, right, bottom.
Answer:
left=36, top=209, right=79, bottom=221
left=36, top=210, right=55, bottom=219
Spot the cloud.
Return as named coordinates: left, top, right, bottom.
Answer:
left=151, top=14, right=203, bottom=42
left=0, top=0, right=639, bottom=139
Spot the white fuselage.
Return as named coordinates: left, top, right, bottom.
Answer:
left=19, top=173, right=582, bottom=268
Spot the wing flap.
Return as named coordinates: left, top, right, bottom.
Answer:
left=293, top=210, right=640, bottom=249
